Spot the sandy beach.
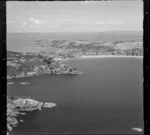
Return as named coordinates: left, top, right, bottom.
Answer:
left=80, top=55, right=143, bottom=59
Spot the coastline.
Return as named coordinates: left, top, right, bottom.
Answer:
left=79, top=55, right=143, bottom=59
left=7, top=96, right=56, bottom=135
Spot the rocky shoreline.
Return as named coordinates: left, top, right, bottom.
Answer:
left=7, top=67, right=83, bottom=79
left=7, top=51, right=82, bottom=135
left=7, top=96, right=56, bottom=135
left=7, top=51, right=83, bottom=80
left=80, top=55, right=143, bottom=59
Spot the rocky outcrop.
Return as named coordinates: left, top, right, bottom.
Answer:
left=43, top=102, right=56, bottom=108
left=7, top=51, right=83, bottom=79
left=7, top=97, right=56, bottom=135
left=12, top=98, right=43, bottom=111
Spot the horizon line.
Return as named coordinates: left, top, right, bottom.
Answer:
left=7, top=30, right=143, bottom=34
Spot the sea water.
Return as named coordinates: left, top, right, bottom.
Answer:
left=7, top=57, right=143, bottom=135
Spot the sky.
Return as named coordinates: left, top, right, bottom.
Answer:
left=7, top=1, right=143, bottom=33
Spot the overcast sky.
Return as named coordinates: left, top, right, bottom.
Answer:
left=7, top=1, right=143, bottom=33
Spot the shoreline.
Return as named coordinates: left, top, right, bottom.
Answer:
left=7, top=97, right=56, bottom=135
left=79, top=55, right=143, bottom=59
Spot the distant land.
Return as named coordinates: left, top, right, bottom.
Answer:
left=7, top=30, right=143, bottom=79
left=7, top=31, right=143, bottom=42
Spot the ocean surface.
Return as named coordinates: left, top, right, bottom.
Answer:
left=7, top=31, right=142, bottom=53
left=7, top=57, right=143, bottom=135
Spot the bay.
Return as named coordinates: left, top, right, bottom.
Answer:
left=8, top=57, right=143, bottom=135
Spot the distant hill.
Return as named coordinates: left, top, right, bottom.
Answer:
left=7, top=31, right=143, bottom=42
left=94, top=31, right=143, bottom=42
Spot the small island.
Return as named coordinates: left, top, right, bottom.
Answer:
left=43, top=102, right=56, bottom=108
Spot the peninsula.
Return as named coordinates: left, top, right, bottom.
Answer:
left=7, top=96, right=56, bottom=135
left=7, top=50, right=83, bottom=79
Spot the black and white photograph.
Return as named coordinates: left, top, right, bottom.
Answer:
left=6, top=1, right=143, bottom=135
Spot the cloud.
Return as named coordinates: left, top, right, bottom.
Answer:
left=91, top=21, right=122, bottom=25
left=92, top=21, right=103, bottom=25
left=57, top=18, right=77, bottom=23
left=107, top=21, right=122, bottom=25
left=57, top=19, right=122, bottom=25
left=22, top=21, right=27, bottom=26
left=28, top=17, right=47, bottom=25
left=29, top=18, right=35, bottom=22
left=8, top=21, right=15, bottom=24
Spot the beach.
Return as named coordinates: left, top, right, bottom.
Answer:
left=80, top=55, right=143, bottom=59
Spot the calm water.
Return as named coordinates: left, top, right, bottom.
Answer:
left=8, top=57, right=143, bottom=135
